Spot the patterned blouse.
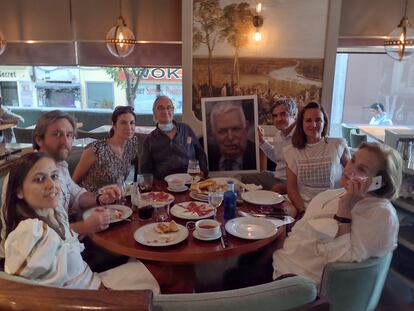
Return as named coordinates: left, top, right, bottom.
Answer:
left=79, top=136, right=139, bottom=192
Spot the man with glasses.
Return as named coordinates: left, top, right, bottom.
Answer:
left=249, top=98, right=298, bottom=192
left=141, top=96, right=208, bottom=179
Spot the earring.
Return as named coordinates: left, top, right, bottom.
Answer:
left=17, top=193, right=23, bottom=199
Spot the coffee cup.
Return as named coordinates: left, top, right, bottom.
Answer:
left=195, top=219, right=220, bottom=238
left=168, top=178, right=185, bottom=190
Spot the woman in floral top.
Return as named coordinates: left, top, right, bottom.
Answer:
left=72, top=106, right=138, bottom=192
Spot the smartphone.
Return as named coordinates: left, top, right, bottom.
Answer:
left=368, top=176, right=382, bottom=192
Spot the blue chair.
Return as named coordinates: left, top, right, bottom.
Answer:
left=350, top=128, right=367, bottom=149
left=153, top=276, right=323, bottom=311
left=341, top=123, right=358, bottom=147
left=319, top=253, right=393, bottom=311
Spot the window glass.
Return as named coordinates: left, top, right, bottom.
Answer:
left=331, top=53, right=414, bottom=136
left=0, top=81, right=18, bottom=106
left=0, top=66, right=182, bottom=114
left=86, top=82, right=114, bottom=109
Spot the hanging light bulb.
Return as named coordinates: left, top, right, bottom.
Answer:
left=254, top=31, right=262, bottom=42
left=0, top=32, right=6, bottom=56
left=252, top=3, right=264, bottom=42
left=384, top=0, right=414, bottom=61
left=105, top=1, right=138, bottom=58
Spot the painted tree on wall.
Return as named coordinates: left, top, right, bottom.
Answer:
left=220, top=2, right=254, bottom=86
left=105, top=68, right=149, bottom=106
left=193, top=0, right=225, bottom=96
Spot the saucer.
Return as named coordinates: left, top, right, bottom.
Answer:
left=192, top=230, right=221, bottom=241
left=167, top=186, right=188, bottom=193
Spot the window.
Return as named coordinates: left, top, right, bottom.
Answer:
left=86, top=82, right=114, bottom=109
left=0, top=65, right=183, bottom=114
left=331, top=52, right=414, bottom=136
left=0, top=81, right=18, bottom=106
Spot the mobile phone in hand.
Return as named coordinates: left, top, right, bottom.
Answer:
left=367, top=176, right=382, bottom=192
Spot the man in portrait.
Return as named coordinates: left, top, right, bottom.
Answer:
left=207, top=101, right=256, bottom=171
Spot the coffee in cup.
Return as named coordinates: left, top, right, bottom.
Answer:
left=168, top=178, right=185, bottom=191
left=195, top=219, right=220, bottom=238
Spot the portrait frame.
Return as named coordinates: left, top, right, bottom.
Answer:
left=201, top=95, right=260, bottom=175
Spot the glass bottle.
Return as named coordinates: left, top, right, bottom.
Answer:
left=223, top=180, right=237, bottom=220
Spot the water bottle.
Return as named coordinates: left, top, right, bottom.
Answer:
left=223, top=180, right=237, bottom=220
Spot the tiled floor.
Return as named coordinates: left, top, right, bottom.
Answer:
left=376, top=273, right=414, bottom=311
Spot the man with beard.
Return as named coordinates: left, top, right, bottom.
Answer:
left=242, top=98, right=297, bottom=192
left=32, top=110, right=120, bottom=234
left=208, top=101, right=256, bottom=171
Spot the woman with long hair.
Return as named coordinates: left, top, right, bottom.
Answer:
left=284, top=102, right=350, bottom=217
left=73, top=106, right=138, bottom=192
left=1, top=152, right=159, bottom=291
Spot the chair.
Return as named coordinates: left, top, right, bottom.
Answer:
left=13, top=127, right=34, bottom=143
left=341, top=123, right=358, bottom=147
left=76, top=129, right=108, bottom=140
left=153, top=276, right=326, bottom=311
left=0, top=272, right=153, bottom=311
left=350, top=128, right=367, bottom=149
left=319, top=253, right=393, bottom=311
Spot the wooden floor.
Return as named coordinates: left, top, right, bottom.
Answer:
left=376, top=273, right=414, bottom=311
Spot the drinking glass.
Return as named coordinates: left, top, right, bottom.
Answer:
left=117, top=176, right=127, bottom=205
left=137, top=174, right=153, bottom=193
left=187, top=159, right=201, bottom=182
left=208, top=190, right=224, bottom=219
left=153, top=203, right=170, bottom=222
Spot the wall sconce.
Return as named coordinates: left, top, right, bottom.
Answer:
left=253, top=3, right=264, bottom=41
left=384, top=0, right=414, bottom=61
left=105, top=0, right=138, bottom=58
left=0, top=32, right=6, bottom=56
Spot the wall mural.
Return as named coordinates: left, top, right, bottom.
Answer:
left=192, top=0, right=328, bottom=125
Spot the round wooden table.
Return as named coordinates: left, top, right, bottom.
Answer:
left=89, top=181, right=291, bottom=293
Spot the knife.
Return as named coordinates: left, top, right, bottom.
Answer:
left=220, top=225, right=228, bottom=248
left=239, top=211, right=285, bottom=220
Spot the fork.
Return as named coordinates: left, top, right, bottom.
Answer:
left=220, top=225, right=229, bottom=249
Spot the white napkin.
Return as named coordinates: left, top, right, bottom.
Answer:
left=99, top=260, right=160, bottom=293
left=241, top=183, right=263, bottom=191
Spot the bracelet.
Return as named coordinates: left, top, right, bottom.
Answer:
left=96, top=194, right=103, bottom=206
left=334, top=214, right=352, bottom=224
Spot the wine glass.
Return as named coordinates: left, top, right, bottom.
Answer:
left=187, top=159, right=201, bottom=183
left=117, top=176, right=127, bottom=205
left=208, top=190, right=224, bottom=219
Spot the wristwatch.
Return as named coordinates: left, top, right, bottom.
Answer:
left=334, top=214, right=352, bottom=224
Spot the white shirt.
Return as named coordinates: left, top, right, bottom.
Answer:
left=283, top=138, right=348, bottom=205
left=273, top=188, right=399, bottom=286
left=4, top=205, right=100, bottom=289
left=56, top=161, right=87, bottom=219
left=260, top=126, right=295, bottom=180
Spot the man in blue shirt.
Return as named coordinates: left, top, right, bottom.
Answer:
left=369, top=102, right=393, bottom=126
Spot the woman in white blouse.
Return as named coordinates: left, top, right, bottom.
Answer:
left=1, top=152, right=159, bottom=292
left=273, top=142, right=402, bottom=285
left=284, top=102, right=350, bottom=217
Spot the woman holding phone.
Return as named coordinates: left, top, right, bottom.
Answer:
left=273, top=142, right=402, bottom=285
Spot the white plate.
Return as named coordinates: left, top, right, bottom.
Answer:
left=238, top=211, right=295, bottom=228
left=170, top=201, right=214, bottom=220
left=225, top=217, right=278, bottom=240
left=193, top=230, right=221, bottom=241
left=241, top=190, right=284, bottom=205
left=164, top=173, right=200, bottom=184
left=134, top=222, right=189, bottom=247
left=167, top=186, right=189, bottom=193
left=140, top=191, right=175, bottom=204
left=82, top=205, right=133, bottom=224
left=189, top=191, right=209, bottom=202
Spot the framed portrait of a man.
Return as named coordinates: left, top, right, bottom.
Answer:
left=201, top=95, right=260, bottom=174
